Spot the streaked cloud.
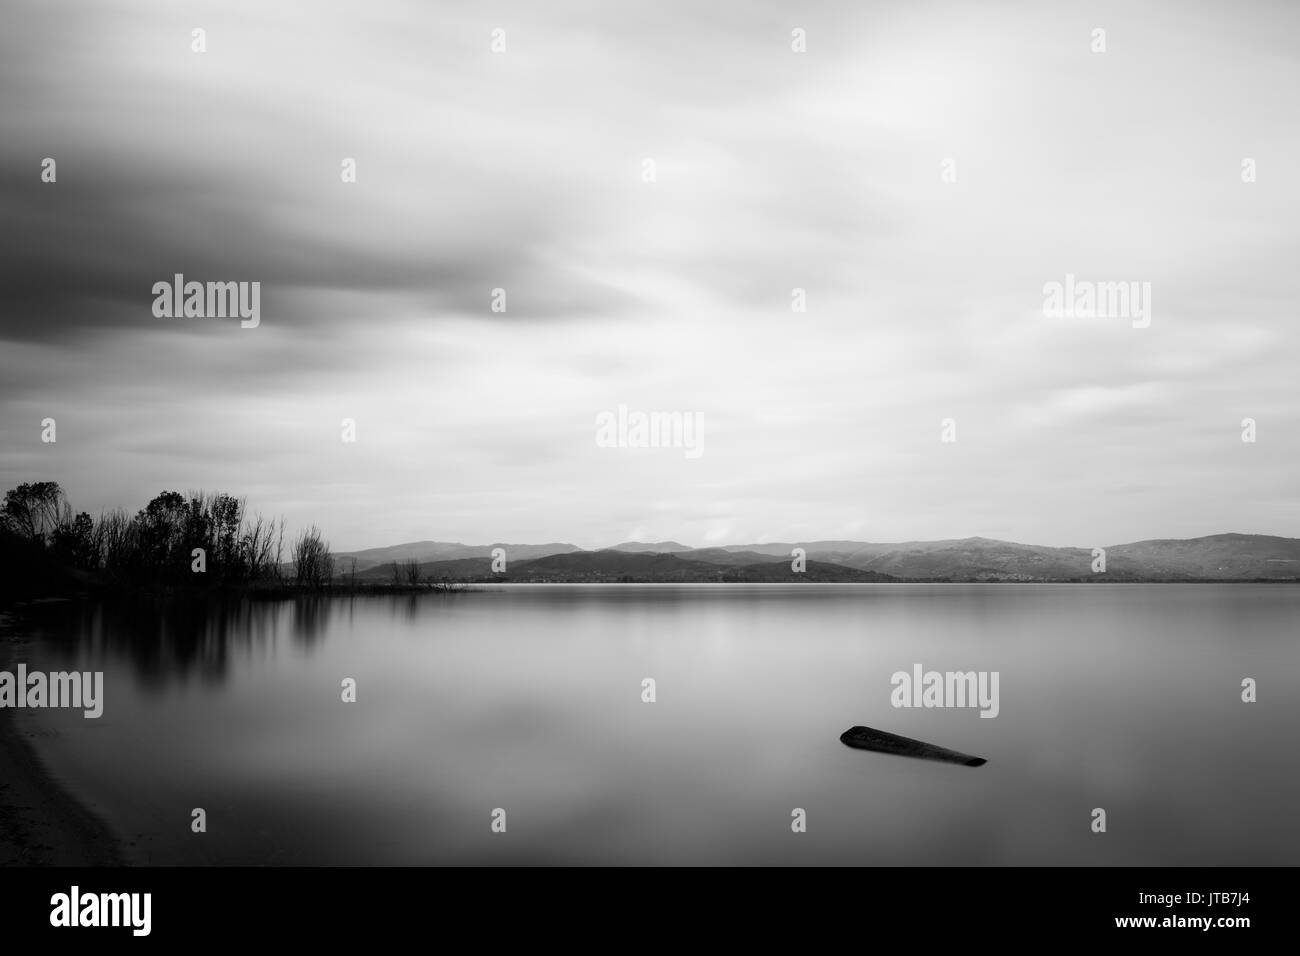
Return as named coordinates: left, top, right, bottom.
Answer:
left=2, top=0, right=1297, bottom=549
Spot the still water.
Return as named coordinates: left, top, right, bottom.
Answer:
left=15, top=584, right=1300, bottom=865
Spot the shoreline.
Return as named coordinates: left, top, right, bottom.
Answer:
left=0, top=606, right=126, bottom=867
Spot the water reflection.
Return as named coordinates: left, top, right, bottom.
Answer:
left=25, top=591, right=478, bottom=687
left=29, top=598, right=279, bottom=687
left=11, top=585, right=1300, bottom=866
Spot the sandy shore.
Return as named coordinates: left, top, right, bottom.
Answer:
left=0, top=608, right=125, bottom=866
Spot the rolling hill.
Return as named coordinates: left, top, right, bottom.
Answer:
left=332, top=534, right=1300, bottom=583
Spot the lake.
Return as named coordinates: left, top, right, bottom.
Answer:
left=12, top=584, right=1300, bottom=865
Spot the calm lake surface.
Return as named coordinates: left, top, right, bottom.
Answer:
left=14, top=584, right=1300, bottom=865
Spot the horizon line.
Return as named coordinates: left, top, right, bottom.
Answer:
left=331, top=530, right=1299, bottom=555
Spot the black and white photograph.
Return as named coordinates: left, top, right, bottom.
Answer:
left=0, top=0, right=1294, bottom=939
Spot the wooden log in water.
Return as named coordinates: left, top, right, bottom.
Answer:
left=839, top=725, right=987, bottom=766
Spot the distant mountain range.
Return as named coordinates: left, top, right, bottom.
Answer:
left=332, top=534, right=1300, bottom=583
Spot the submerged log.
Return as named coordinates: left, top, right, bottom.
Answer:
left=840, top=725, right=986, bottom=766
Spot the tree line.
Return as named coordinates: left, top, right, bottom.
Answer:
left=1, top=481, right=334, bottom=593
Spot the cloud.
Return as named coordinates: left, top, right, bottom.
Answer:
left=1, top=0, right=1298, bottom=549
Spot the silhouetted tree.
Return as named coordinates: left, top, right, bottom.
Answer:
left=52, top=511, right=100, bottom=570
left=3, top=480, right=319, bottom=595
left=292, top=525, right=334, bottom=588
left=2, top=481, right=70, bottom=544
left=403, top=558, right=422, bottom=586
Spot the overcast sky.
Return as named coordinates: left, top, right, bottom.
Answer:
left=2, top=0, right=1298, bottom=551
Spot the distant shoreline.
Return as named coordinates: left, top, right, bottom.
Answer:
left=6, top=482, right=1296, bottom=596
left=463, top=578, right=1299, bottom=585
left=328, top=534, right=1300, bottom=586
left=0, top=606, right=126, bottom=867
left=438, top=576, right=1300, bottom=585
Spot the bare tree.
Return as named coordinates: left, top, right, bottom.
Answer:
left=273, top=517, right=285, bottom=582
left=292, top=525, right=334, bottom=589
left=403, top=558, right=422, bottom=586
left=242, top=511, right=280, bottom=582
left=96, top=508, right=136, bottom=580
left=52, top=511, right=100, bottom=569
left=2, top=481, right=71, bottom=544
